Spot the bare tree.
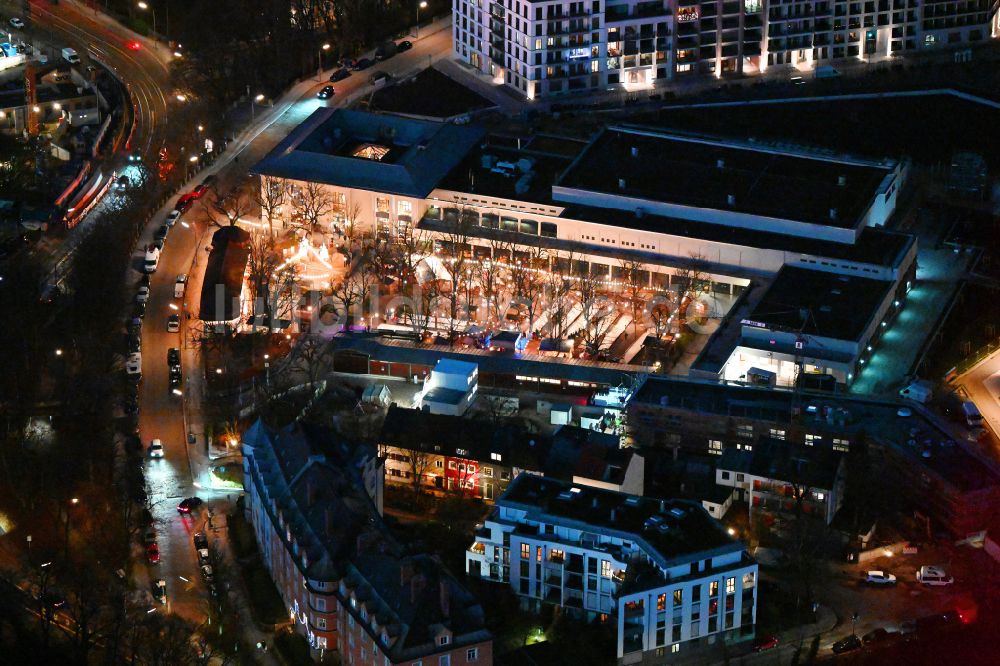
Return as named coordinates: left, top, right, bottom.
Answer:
left=208, top=188, right=253, bottom=228
left=648, top=293, right=675, bottom=339
left=294, top=180, right=334, bottom=234
left=510, top=245, right=547, bottom=333
left=476, top=238, right=513, bottom=326
left=339, top=199, right=365, bottom=264
left=407, top=447, right=436, bottom=497
left=331, top=267, right=375, bottom=329
left=545, top=252, right=576, bottom=338
left=441, top=210, right=475, bottom=345
left=290, top=334, right=332, bottom=387
left=254, top=175, right=288, bottom=239
left=619, top=258, right=647, bottom=334
left=245, top=233, right=281, bottom=328
left=395, top=225, right=431, bottom=287
left=402, top=279, right=440, bottom=339
left=673, top=252, right=709, bottom=318
left=576, top=277, right=616, bottom=357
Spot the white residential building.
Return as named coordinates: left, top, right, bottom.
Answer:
left=466, top=474, right=758, bottom=663
left=416, top=358, right=480, bottom=415
left=453, top=0, right=1000, bottom=100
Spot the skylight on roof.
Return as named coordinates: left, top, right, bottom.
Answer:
left=352, top=143, right=391, bottom=161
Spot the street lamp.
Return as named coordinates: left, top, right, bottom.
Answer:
left=137, top=1, right=157, bottom=35
left=415, top=1, right=428, bottom=38
left=317, top=42, right=331, bottom=81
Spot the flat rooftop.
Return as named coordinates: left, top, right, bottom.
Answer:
left=368, top=67, right=495, bottom=119
left=746, top=265, right=893, bottom=342
left=253, top=108, right=484, bottom=198
left=500, top=474, right=742, bottom=568
left=630, top=377, right=1000, bottom=493
left=557, top=126, right=897, bottom=229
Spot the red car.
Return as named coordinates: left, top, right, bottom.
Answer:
left=752, top=634, right=779, bottom=652
left=146, top=542, right=160, bottom=564
left=127, top=40, right=141, bottom=50
left=175, top=192, right=198, bottom=212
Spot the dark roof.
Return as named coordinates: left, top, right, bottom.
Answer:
left=745, top=265, right=893, bottom=341
left=718, top=437, right=843, bottom=490
left=500, top=474, right=743, bottom=573
left=380, top=405, right=550, bottom=469
left=331, top=334, right=649, bottom=385
left=558, top=205, right=914, bottom=269
left=199, top=225, right=250, bottom=322
left=630, top=376, right=1000, bottom=493
left=368, top=67, right=495, bottom=119
left=547, top=425, right=635, bottom=485
left=435, top=140, right=576, bottom=205
left=252, top=108, right=485, bottom=198
left=557, top=126, right=897, bottom=229
left=242, top=419, right=490, bottom=659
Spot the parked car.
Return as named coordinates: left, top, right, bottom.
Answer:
left=193, top=532, right=209, bottom=550
left=136, top=285, right=150, bottom=303
left=864, top=571, right=897, bottom=586
left=374, top=41, right=397, bottom=60
left=61, top=47, right=80, bottom=64
left=148, top=438, right=165, bottom=458
left=133, top=300, right=147, bottom=319
left=154, top=224, right=169, bottom=242
left=200, top=565, right=214, bottom=583
left=317, top=85, right=335, bottom=99
left=9, top=17, right=25, bottom=29
left=126, top=352, right=142, bottom=378
left=196, top=175, right=216, bottom=192
left=352, top=57, right=373, bottom=71
left=165, top=209, right=182, bottom=226
left=174, top=274, right=187, bottom=298
left=167, top=347, right=181, bottom=369
left=176, top=192, right=198, bottom=212
left=329, top=68, right=351, bottom=82
left=752, top=634, right=779, bottom=652
left=917, top=565, right=954, bottom=586
left=152, top=579, right=167, bottom=604
left=916, top=610, right=960, bottom=634
left=146, top=542, right=160, bottom=564
left=143, top=525, right=157, bottom=544
left=396, top=40, right=413, bottom=52
left=197, top=548, right=210, bottom=565
left=831, top=635, right=862, bottom=654
left=166, top=314, right=180, bottom=333
left=177, top=497, right=204, bottom=514
left=169, top=366, right=182, bottom=390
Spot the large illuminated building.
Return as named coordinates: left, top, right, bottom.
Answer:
left=452, top=0, right=1000, bottom=98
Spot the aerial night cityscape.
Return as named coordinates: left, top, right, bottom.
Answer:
left=0, top=0, right=999, bottom=665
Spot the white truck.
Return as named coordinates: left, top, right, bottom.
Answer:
left=899, top=380, right=933, bottom=404
left=143, top=246, right=160, bottom=273
left=61, top=47, right=81, bottom=64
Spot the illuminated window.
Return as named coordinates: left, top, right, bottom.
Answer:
left=805, top=434, right=818, bottom=446
left=710, top=581, right=718, bottom=596
left=520, top=544, right=530, bottom=559
left=375, top=197, right=390, bottom=213
left=352, top=144, right=391, bottom=161
left=708, top=440, right=722, bottom=455
left=726, top=577, right=735, bottom=594
left=601, top=560, right=611, bottom=577
left=397, top=200, right=412, bottom=215
left=833, top=438, right=850, bottom=452
left=657, top=593, right=666, bottom=610
left=769, top=428, right=786, bottom=440
left=673, top=589, right=683, bottom=606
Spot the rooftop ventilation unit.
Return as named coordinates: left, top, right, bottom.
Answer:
left=618, top=178, right=626, bottom=190
left=557, top=490, right=575, bottom=501
left=668, top=507, right=687, bottom=519
left=631, top=146, right=639, bottom=158
left=727, top=194, right=736, bottom=206
left=624, top=496, right=641, bottom=507
left=838, top=175, right=847, bottom=187
left=717, top=158, right=726, bottom=169
left=829, top=208, right=838, bottom=220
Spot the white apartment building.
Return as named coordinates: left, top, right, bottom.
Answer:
left=466, top=474, right=758, bottom=663
left=453, top=0, right=1000, bottom=99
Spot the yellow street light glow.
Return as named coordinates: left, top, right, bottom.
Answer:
left=420, top=1, right=428, bottom=7
left=189, top=155, right=199, bottom=162
left=169, top=303, right=179, bottom=310
left=322, top=43, right=331, bottom=50
left=173, top=51, right=182, bottom=58
left=55, top=349, right=63, bottom=356
left=175, top=94, right=187, bottom=102
left=52, top=103, right=61, bottom=110
left=70, top=498, right=79, bottom=504
left=197, top=124, right=204, bottom=131
left=32, top=105, right=40, bottom=113
left=138, top=1, right=149, bottom=9
left=254, top=94, right=265, bottom=102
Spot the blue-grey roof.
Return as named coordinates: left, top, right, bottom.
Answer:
left=252, top=108, right=485, bottom=198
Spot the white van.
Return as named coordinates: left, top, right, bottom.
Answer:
left=916, top=565, right=954, bottom=586
left=899, top=380, right=933, bottom=404
left=174, top=274, right=187, bottom=298
left=61, top=47, right=81, bottom=64
left=144, top=246, right=160, bottom=273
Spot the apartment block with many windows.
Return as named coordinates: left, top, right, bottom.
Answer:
left=242, top=419, right=493, bottom=664
left=466, top=474, right=757, bottom=662
left=453, top=0, right=1000, bottom=99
